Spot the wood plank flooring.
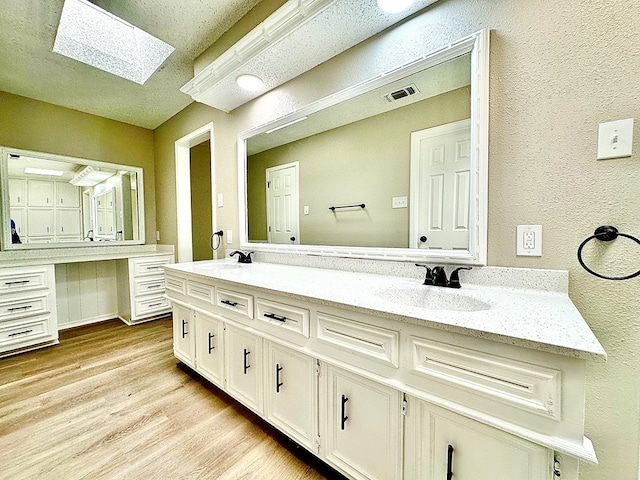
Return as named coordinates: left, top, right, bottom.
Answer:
left=0, top=318, right=346, bottom=480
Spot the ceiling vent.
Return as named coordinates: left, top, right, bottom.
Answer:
left=384, top=84, right=420, bottom=102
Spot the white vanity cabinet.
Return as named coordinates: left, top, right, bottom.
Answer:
left=9, top=178, right=26, bottom=206
left=116, top=253, right=174, bottom=325
left=172, top=303, right=195, bottom=368
left=0, top=264, right=58, bottom=357
left=164, top=263, right=599, bottom=480
left=321, top=363, right=403, bottom=480
left=224, top=323, right=263, bottom=414
left=404, top=396, right=551, bottom=480
left=55, top=182, right=80, bottom=208
left=28, top=180, right=54, bottom=206
left=265, top=340, right=318, bottom=452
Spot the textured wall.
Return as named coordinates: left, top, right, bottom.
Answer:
left=154, top=0, right=640, bottom=477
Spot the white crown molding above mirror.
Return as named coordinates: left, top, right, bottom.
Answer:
left=238, top=29, right=489, bottom=265
left=181, top=0, right=440, bottom=113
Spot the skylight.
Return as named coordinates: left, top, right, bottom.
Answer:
left=53, top=0, right=175, bottom=85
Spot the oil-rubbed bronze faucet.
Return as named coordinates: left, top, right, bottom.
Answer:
left=230, top=250, right=254, bottom=263
left=415, top=265, right=472, bottom=288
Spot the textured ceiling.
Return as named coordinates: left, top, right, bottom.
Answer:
left=0, top=0, right=261, bottom=129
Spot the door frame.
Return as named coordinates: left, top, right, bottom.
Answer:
left=175, top=123, right=216, bottom=262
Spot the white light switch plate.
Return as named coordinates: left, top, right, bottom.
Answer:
left=597, top=118, right=634, bottom=160
left=392, top=196, right=408, bottom=209
left=516, top=225, right=542, bottom=256
left=226, top=230, right=233, bottom=244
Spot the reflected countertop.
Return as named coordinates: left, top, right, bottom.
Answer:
left=164, top=259, right=606, bottom=361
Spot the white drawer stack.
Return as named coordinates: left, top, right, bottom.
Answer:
left=116, top=253, right=174, bottom=325
left=0, top=264, right=58, bottom=357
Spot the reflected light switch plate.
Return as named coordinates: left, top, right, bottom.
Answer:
left=597, top=118, right=634, bottom=160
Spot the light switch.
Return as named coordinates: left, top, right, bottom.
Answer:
left=392, top=196, right=408, bottom=209
left=217, top=193, right=224, bottom=207
left=226, top=230, right=233, bottom=244
left=597, top=118, right=634, bottom=160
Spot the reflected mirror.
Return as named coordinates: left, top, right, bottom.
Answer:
left=0, top=147, right=145, bottom=249
left=239, top=30, right=488, bottom=264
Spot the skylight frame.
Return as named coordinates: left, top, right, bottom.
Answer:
left=53, top=0, right=175, bottom=85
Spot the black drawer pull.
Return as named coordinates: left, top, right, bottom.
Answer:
left=181, top=319, right=188, bottom=338
left=8, top=329, right=33, bottom=337
left=4, top=280, right=30, bottom=285
left=340, top=394, right=349, bottom=430
left=276, top=363, right=284, bottom=393
left=147, top=302, right=163, bottom=308
left=264, top=312, right=287, bottom=322
left=243, top=349, right=251, bottom=374
left=221, top=299, right=239, bottom=308
left=146, top=265, right=162, bottom=270
left=8, top=305, right=33, bottom=312
left=208, top=332, right=215, bottom=354
left=146, top=284, right=162, bottom=289
left=447, top=444, right=454, bottom=480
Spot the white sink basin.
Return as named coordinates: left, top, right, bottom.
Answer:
left=375, top=286, right=490, bottom=312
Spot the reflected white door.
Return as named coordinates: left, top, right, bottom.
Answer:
left=410, top=119, right=471, bottom=250
left=266, top=162, right=299, bottom=245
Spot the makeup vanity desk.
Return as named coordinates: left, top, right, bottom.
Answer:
left=0, top=244, right=174, bottom=357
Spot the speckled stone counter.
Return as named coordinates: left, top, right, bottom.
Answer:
left=164, top=259, right=606, bottom=360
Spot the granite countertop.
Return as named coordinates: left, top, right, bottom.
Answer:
left=164, top=260, right=606, bottom=361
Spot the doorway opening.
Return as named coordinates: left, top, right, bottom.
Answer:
left=175, top=123, right=216, bottom=263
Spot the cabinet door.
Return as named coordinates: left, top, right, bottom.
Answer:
left=27, top=209, right=54, bottom=236
left=10, top=208, right=26, bottom=237
left=9, top=178, right=26, bottom=206
left=224, top=324, right=263, bottom=414
left=194, top=311, right=224, bottom=388
left=404, top=396, right=551, bottom=480
left=28, top=180, right=54, bottom=206
left=56, top=209, right=82, bottom=236
left=265, top=341, right=317, bottom=452
left=172, top=304, right=195, bottom=368
left=322, top=364, right=402, bottom=480
left=56, top=182, right=80, bottom=207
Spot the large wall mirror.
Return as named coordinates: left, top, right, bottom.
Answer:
left=0, top=147, right=145, bottom=250
left=238, top=30, right=489, bottom=265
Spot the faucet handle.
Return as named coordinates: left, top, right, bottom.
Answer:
left=448, top=267, right=472, bottom=288
left=415, top=264, right=433, bottom=285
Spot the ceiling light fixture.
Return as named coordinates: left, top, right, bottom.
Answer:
left=377, top=0, right=415, bottom=14
left=236, top=74, right=264, bottom=91
left=69, top=165, right=116, bottom=186
left=24, top=167, right=65, bottom=177
left=53, top=0, right=175, bottom=85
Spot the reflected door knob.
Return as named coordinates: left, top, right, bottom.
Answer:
left=290, top=236, right=296, bottom=242
left=419, top=235, right=427, bottom=243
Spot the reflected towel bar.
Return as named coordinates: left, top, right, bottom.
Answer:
left=329, top=203, right=366, bottom=211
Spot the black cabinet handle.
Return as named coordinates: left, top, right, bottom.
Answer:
left=208, top=332, right=215, bottom=354
left=148, top=303, right=163, bottom=308
left=447, top=444, right=454, bottom=480
left=221, top=299, right=239, bottom=308
left=264, top=312, right=287, bottom=322
left=340, top=394, right=349, bottom=430
left=8, top=329, right=33, bottom=337
left=243, top=349, right=250, bottom=374
left=181, top=319, right=187, bottom=338
left=8, top=305, right=33, bottom=312
left=4, top=280, right=30, bottom=285
left=276, top=363, right=284, bottom=393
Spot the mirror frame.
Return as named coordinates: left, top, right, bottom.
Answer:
left=238, top=29, right=489, bottom=265
left=0, top=146, right=146, bottom=250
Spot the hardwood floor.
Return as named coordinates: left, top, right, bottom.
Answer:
left=0, top=318, right=346, bottom=480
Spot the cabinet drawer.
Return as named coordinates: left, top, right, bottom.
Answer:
left=134, top=295, right=170, bottom=318
left=133, top=277, right=166, bottom=297
left=0, top=315, right=55, bottom=350
left=216, top=288, right=253, bottom=319
left=132, top=255, right=173, bottom=277
left=408, top=336, right=561, bottom=420
left=0, top=295, right=48, bottom=320
left=187, top=280, right=215, bottom=306
left=256, top=298, right=309, bottom=339
left=165, top=274, right=187, bottom=295
left=0, top=268, right=48, bottom=293
left=316, top=311, right=399, bottom=368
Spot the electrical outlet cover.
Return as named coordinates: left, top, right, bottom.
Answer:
left=516, top=225, right=542, bottom=256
